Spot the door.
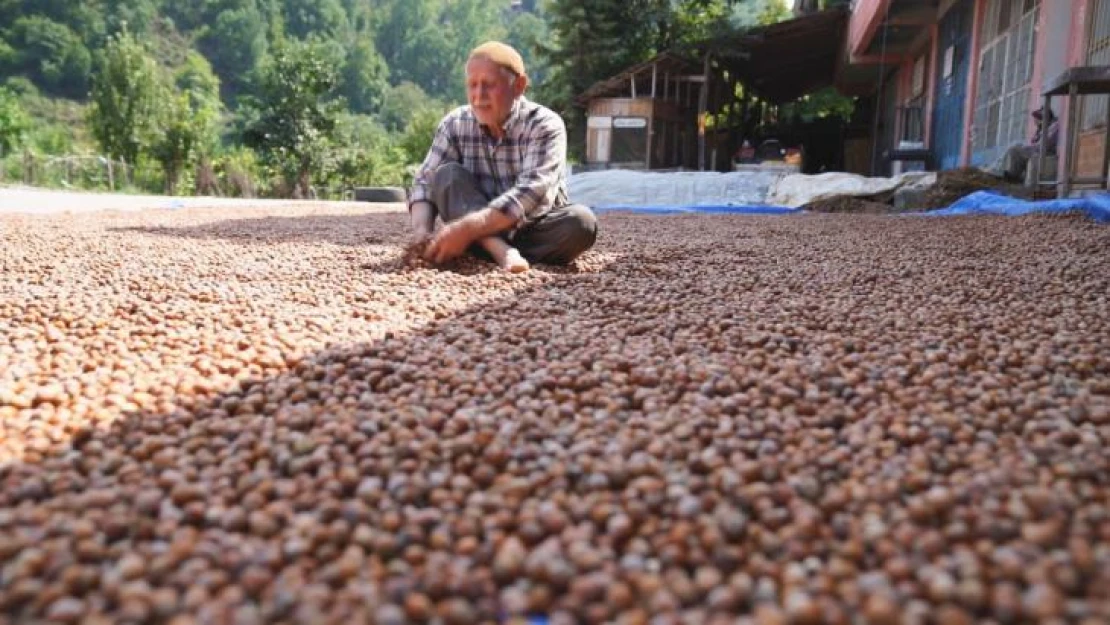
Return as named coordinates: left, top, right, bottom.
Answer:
left=587, top=116, right=612, bottom=164
left=932, top=0, right=973, bottom=170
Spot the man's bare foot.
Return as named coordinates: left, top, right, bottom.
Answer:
left=479, top=236, right=529, bottom=273
left=500, top=248, right=530, bottom=273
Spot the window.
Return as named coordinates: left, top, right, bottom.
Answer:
left=912, top=55, right=927, bottom=97
left=610, top=117, right=648, bottom=164
left=972, top=0, right=1039, bottom=159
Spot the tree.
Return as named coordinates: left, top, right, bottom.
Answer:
left=537, top=0, right=747, bottom=155
left=729, top=0, right=792, bottom=28
left=7, top=15, right=92, bottom=98
left=241, top=37, right=343, bottom=198
left=103, top=0, right=161, bottom=38
left=331, top=113, right=408, bottom=187
left=0, top=87, right=30, bottom=156
left=87, top=29, right=162, bottom=174
left=399, top=105, right=447, bottom=166
left=151, top=52, right=222, bottom=194
left=537, top=0, right=642, bottom=149
left=373, top=0, right=506, bottom=102
left=378, top=81, right=443, bottom=133
left=341, top=38, right=389, bottom=114
left=282, top=0, right=349, bottom=39
left=198, top=0, right=268, bottom=99
left=504, top=10, right=549, bottom=85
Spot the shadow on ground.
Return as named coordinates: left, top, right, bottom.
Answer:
left=3, top=211, right=1109, bottom=623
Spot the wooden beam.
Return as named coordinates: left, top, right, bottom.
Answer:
left=698, top=54, right=710, bottom=172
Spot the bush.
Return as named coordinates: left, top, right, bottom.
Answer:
left=213, top=146, right=265, bottom=198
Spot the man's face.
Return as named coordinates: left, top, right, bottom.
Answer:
left=466, top=56, right=523, bottom=129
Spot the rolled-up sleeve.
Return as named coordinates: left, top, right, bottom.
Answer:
left=487, top=115, right=566, bottom=225
left=408, top=117, right=460, bottom=212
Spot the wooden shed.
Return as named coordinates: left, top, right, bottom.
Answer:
left=575, top=9, right=850, bottom=173
left=576, top=53, right=716, bottom=171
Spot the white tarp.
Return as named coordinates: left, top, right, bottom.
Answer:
left=768, top=171, right=937, bottom=208
left=568, top=169, right=791, bottom=208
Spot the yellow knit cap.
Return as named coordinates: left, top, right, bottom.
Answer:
left=468, top=41, right=526, bottom=77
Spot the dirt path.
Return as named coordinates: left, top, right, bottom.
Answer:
left=0, top=186, right=405, bottom=215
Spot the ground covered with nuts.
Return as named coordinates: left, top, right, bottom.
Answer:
left=1, top=206, right=1109, bottom=625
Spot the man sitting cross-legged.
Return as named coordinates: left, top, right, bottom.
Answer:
left=408, top=41, right=597, bottom=273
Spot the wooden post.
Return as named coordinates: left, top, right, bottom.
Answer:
left=664, top=73, right=670, bottom=103
left=652, top=63, right=658, bottom=98
left=631, top=74, right=637, bottom=99
left=1062, top=82, right=1080, bottom=198
left=698, top=55, right=710, bottom=171
left=740, top=87, right=751, bottom=149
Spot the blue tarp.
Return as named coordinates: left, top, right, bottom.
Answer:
left=592, top=204, right=799, bottom=215
left=925, top=190, right=1110, bottom=222
left=591, top=191, right=1110, bottom=223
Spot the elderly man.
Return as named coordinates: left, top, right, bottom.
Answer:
left=408, top=41, right=597, bottom=273
left=987, top=107, right=1060, bottom=183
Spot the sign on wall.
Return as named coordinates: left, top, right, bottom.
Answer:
left=613, top=117, right=647, bottom=129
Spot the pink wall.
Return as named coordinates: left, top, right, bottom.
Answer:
left=925, top=24, right=940, bottom=143
left=1029, top=0, right=1090, bottom=145
left=850, top=0, right=892, bottom=58
left=960, top=0, right=989, bottom=164
left=1070, top=0, right=1092, bottom=65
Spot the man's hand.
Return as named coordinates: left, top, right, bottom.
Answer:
left=409, top=201, right=436, bottom=245
left=425, top=220, right=477, bottom=264
left=409, top=226, right=433, bottom=248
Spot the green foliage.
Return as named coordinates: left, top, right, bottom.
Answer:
left=782, top=87, right=856, bottom=122
left=2, top=75, right=38, bottom=97
left=0, top=36, right=16, bottom=68
left=87, top=29, right=162, bottom=169
left=198, top=0, right=268, bottom=99
left=241, top=37, right=344, bottom=197
left=399, top=106, right=448, bottom=166
left=103, top=0, right=161, bottom=37
left=174, top=51, right=222, bottom=133
left=342, top=38, right=390, bottom=114
left=330, top=113, right=409, bottom=188
left=377, top=82, right=444, bottom=133
left=283, top=0, right=349, bottom=39
left=0, top=87, right=30, bottom=155
left=536, top=0, right=644, bottom=149
left=22, top=95, right=89, bottom=155
left=212, top=145, right=267, bottom=197
left=6, top=15, right=92, bottom=98
left=504, top=10, right=548, bottom=84
left=728, top=0, right=792, bottom=28
left=2, top=0, right=828, bottom=197
left=151, top=52, right=222, bottom=194
left=373, top=0, right=508, bottom=102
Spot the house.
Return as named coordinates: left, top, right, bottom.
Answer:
left=839, top=0, right=1110, bottom=190
left=576, top=9, right=850, bottom=173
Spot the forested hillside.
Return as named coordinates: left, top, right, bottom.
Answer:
left=0, top=0, right=793, bottom=197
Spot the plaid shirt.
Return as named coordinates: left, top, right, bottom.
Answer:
left=409, top=97, right=569, bottom=225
